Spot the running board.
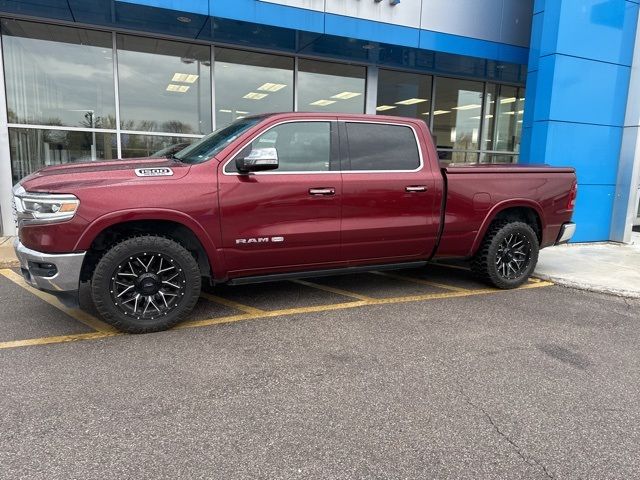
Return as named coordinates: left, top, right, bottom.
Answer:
left=226, top=261, right=428, bottom=286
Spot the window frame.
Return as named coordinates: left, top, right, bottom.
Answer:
left=222, top=119, right=340, bottom=175
left=338, top=120, right=424, bottom=174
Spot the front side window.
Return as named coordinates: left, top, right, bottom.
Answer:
left=345, top=123, right=421, bottom=171
left=175, top=117, right=262, bottom=164
left=227, top=122, right=331, bottom=173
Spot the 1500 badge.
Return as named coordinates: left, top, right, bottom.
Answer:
left=135, top=167, right=174, bottom=177
left=236, top=237, right=285, bottom=244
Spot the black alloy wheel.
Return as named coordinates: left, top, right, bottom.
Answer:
left=472, top=221, right=539, bottom=289
left=92, top=235, right=201, bottom=333
left=495, top=232, right=532, bottom=280
left=110, top=252, right=186, bottom=320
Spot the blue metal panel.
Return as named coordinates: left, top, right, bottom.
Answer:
left=547, top=0, right=639, bottom=66
left=527, top=11, right=543, bottom=72
left=117, top=0, right=208, bottom=15
left=68, top=0, right=114, bottom=24
left=419, top=29, right=529, bottom=64
left=115, top=1, right=208, bottom=38
left=325, top=13, right=419, bottom=49
left=534, top=0, right=545, bottom=14
left=534, top=54, right=631, bottom=126
left=541, top=121, right=622, bottom=185
left=210, top=0, right=325, bottom=34
left=0, top=0, right=73, bottom=21
left=571, top=185, right=616, bottom=242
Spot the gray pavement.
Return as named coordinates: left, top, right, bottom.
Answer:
left=1, top=266, right=639, bottom=479
left=535, top=232, right=640, bottom=298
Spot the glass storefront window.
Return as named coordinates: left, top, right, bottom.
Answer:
left=480, top=153, right=518, bottom=164
left=1, top=19, right=116, bottom=129
left=298, top=59, right=366, bottom=114
left=376, top=69, right=432, bottom=121
left=9, top=128, right=117, bottom=183
left=117, top=35, right=212, bottom=135
left=432, top=78, right=484, bottom=152
left=120, top=134, right=197, bottom=158
left=214, top=48, right=293, bottom=128
left=437, top=150, right=479, bottom=164
left=482, top=84, right=524, bottom=153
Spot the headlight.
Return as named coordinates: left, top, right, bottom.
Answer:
left=13, top=185, right=79, bottom=226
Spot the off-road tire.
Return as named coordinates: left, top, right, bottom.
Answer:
left=471, top=221, right=539, bottom=289
left=91, top=235, right=201, bottom=333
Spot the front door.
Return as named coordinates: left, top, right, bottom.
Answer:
left=339, top=120, right=440, bottom=263
left=219, top=119, right=342, bottom=276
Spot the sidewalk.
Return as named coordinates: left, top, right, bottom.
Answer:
left=534, top=232, right=640, bottom=299
left=0, top=236, right=17, bottom=268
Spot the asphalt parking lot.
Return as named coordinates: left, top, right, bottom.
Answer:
left=1, top=264, right=639, bottom=479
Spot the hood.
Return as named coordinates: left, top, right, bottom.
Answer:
left=19, top=157, right=192, bottom=193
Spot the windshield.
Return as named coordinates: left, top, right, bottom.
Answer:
left=174, top=117, right=262, bottom=164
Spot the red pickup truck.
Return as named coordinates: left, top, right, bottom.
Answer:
left=13, top=113, right=577, bottom=333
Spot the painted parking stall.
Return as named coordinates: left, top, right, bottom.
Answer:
left=0, top=265, right=551, bottom=350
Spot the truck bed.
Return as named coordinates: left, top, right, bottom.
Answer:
left=436, top=163, right=577, bottom=258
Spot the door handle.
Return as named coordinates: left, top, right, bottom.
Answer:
left=405, top=185, right=427, bottom=193
left=309, top=187, right=335, bottom=196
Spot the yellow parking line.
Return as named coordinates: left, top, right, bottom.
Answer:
left=371, top=271, right=470, bottom=292
left=180, top=280, right=552, bottom=330
left=291, top=279, right=374, bottom=301
left=0, top=331, right=118, bottom=350
left=0, top=269, right=117, bottom=333
left=0, top=276, right=554, bottom=350
left=200, top=292, right=265, bottom=314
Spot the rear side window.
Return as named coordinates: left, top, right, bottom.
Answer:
left=345, top=122, right=421, bottom=171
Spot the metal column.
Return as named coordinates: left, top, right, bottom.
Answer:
left=0, top=33, right=15, bottom=236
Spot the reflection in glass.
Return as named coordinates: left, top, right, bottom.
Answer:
left=480, top=153, right=518, bottom=164
left=9, top=128, right=116, bottom=182
left=482, top=84, right=524, bottom=153
left=298, top=59, right=365, bottom=114
left=1, top=19, right=116, bottom=128
left=432, top=78, right=484, bottom=153
left=376, top=69, right=432, bottom=121
left=437, top=150, right=479, bottom=164
left=117, top=35, right=212, bottom=134
left=214, top=48, right=294, bottom=128
left=120, top=134, right=197, bottom=158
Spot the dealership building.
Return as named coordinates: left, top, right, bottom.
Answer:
left=0, top=0, right=638, bottom=243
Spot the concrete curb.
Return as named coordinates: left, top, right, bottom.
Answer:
left=533, top=272, right=640, bottom=299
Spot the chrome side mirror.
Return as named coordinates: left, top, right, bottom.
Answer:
left=236, top=147, right=279, bottom=174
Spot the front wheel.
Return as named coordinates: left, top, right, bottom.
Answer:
left=471, top=221, right=539, bottom=289
left=91, top=235, right=201, bottom=333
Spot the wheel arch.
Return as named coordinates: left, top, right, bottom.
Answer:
left=77, top=210, right=222, bottom=282
left=471, top=200, right=544, bottom=256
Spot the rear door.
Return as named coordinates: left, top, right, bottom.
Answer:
left=339, top=120, right=440, bottom=263
left=219, top=119, right=343, bottom=276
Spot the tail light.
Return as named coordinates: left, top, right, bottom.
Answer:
left=567, top=181, right=578, bottom=211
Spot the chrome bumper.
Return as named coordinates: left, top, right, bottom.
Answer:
left=14, top=239, right=86, bottom=293
left=556, top=222, right=576, bottom=244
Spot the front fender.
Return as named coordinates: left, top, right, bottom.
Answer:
left=74, top=208, right=226, bottom=277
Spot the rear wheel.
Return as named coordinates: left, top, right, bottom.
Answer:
left=471, top=221, right=539, bottom=289
left=91, top=235, right=201, bottom=333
